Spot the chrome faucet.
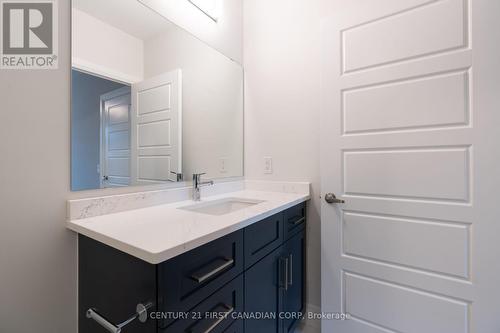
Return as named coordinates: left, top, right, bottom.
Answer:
left=192, top=173, right=214, bottom=201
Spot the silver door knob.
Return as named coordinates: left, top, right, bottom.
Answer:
left=325, top=193, right=345, bottom=204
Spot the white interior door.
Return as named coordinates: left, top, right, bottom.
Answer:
left=321, top=0, right=500, bottom=332
left=131, top=70, right=182, bottom=185
left=101, top=87, right=131, bottom=188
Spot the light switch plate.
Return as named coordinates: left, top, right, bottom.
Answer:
left=264, top=157, right=273, bottom=174
left=219, top=157, right=228, bottom=173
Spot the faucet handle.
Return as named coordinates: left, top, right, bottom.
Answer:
left=170, top=171, right=183, bottom=182
left=193, top=173, right=206, bottom=181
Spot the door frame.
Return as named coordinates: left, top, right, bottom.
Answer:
left=99, top=86, right=132, bottom=188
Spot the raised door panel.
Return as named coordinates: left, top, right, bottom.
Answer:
left=344, top=272, right=468, bottom=333
left=342, top=0, right=467, bottom=73
left=343, top=71, right=469, bottom=134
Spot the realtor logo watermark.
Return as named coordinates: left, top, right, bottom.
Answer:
left=1, top=0, right=58, bottom=69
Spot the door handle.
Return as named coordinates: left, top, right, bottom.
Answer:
left=324, top=193, right=345, bottom=204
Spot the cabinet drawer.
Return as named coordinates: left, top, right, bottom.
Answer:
left=244, top=213, right=283, bottom=269
left=284, top=202, right=306, bottom=240
left=158, top=230, right=243, bottom=328
left=162, top=276, right=244, bottom=333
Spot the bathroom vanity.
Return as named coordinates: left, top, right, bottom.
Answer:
left=68, top=1, right=309, bottom=331
left=68, top=183, right=309, bottom=333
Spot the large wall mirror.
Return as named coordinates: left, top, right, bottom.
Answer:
left=71, top=0, right=243, bottom=191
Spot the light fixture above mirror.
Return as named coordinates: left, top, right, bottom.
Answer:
left=188, top=0, right=220, bottom=22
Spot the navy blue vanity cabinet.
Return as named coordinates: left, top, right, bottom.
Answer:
left=284, top=202, right=306, bottom=241
left=79, top=235, right=157, bottom=333
left=243, top=230, right=306, bottom=333
left=243, top=207, right=306, bottom=333
left=282, top=231, right=306, bottom=333
left=244, top=246, right=284, bottom=333
left=161, top=276, right=244, bottom=333
left=79, top=202, right=306, bottom=333
left=158, top=230, right=244, bottom=329
left=222, top=319, right=244, bottom=332
left=244, top=212, right=284, bottom=269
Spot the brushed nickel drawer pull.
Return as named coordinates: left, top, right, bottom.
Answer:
left=189, top=304, right=234, bottom=333
left=283, top=257, right=289, bottom=291
left=86, top=302, right=152, bottom=333
left=191, top=258, right=235, bottom=283
left=289, top=217, right=305, bottom=226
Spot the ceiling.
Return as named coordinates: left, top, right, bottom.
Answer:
left=73, top=0, right=173, bottom=40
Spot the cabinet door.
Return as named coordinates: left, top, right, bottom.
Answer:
left=79, top=235, right=157, bottom=333
left=244, top=212, right=283, bottom=269
left=244, top=246, right=285, bottom=333
left=223, top=319, right=244, bottom=332
left=282, top=231, right=305, bottom=333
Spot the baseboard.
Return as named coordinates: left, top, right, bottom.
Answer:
left=295, top=303, right=321, bottom=333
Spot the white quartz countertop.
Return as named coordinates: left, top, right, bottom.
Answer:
left=67, top=189, right=309, bottom=264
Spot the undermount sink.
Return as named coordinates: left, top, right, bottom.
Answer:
left=179, top=197, right=265, bottom=216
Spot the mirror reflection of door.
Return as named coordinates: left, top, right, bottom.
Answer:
left=100, top=87, right=131, bottom=188
left=71, top=0, right=244, bottom=192
left=131, top=70, right=182, bottom=186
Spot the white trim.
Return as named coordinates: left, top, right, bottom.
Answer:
left=293, top=303, right=322, bottom=333
left=175, top=69, right=183, bottom=175
left=72, top=57, right=142, bottom=85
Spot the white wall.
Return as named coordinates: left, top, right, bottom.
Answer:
left=139, top=0, right=243, bottom=63
left=144, top=26, right=244, bottom=180
left=243, top=0, right=324, bottom=319
left=0, top=1, right=77, bottom=332
left=72, top=8, right=144, bottom=83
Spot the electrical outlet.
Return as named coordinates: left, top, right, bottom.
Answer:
left=264, top=157, right=273, bottom=174
left=219, top=158, right=228, bottom=173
